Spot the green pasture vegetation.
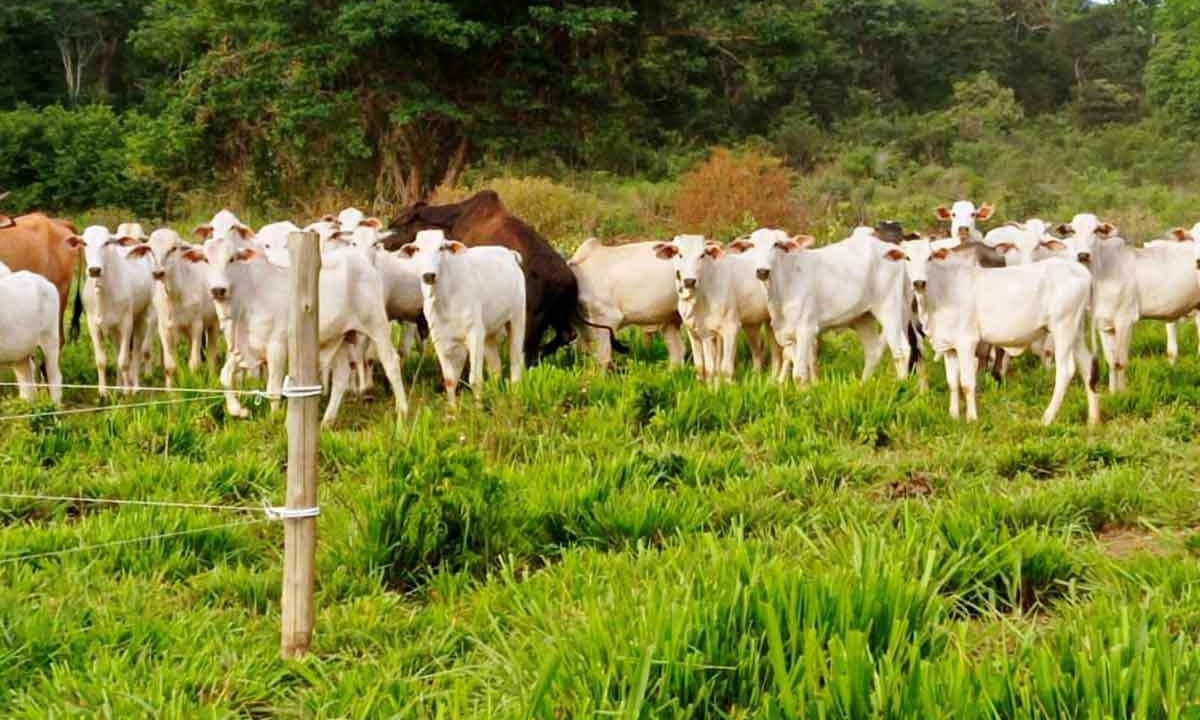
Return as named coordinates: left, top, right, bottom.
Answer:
left=1, top=321, right=1199, bottom=717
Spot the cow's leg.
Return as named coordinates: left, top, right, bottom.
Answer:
left=683, top=326, right=703, bottom=377
left=13, top=357, right=35, bottom=401
left=959, top=343, right=979, bottom=422
left=944, top=349, right=961, bottom=420
left=1113, top=319, right=1134, bottom=393
left=664, top=322, right=685, bottom=369
left=1072, top=331, right=1102, bottom=426
left=321, top=343, right=352, bottom=427
left=1193, top=312, right=1200, bottom=356
left=720, top=324, right=739, bottom=382
left=467, top=328, right=487, bottom=401
left=115, top=316, right=134, bottom=394
left=854, top=319, right=886, bottom=381
left=744, top=324, right=765, bottom=373
left=1166, top=321, right=1180, bottom=365
left=523, top=308, right=547, bottom=366
left=792, top=334, right=814, bottom=385
left=158, top=313, right=178, bottom=388
left=364, top=322, right=408, bottom=420
left=205, top=321, right=221, bottom=373
left=1097, top=323, right=1119, bottom=393
left=484, top=337, right=502, bottom=378
left=437, top=342, right=467, bottom=409
left=41, top=337, right=62, bottom=406
left=219, top=351, right=249, bottom=418
left=187, top=322, right=204, bottom=374
left=508, top=313, right=525, bottom=383
left=1042, top=331, right=1076, bottom=425
left=764, top=325, right=782, bottom=378
left=88, top=320, right=109, bottom=398
left=266, top=341, right=287, bottom=414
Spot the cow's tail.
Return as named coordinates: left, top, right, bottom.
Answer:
left=906, top=321, right=923, bottom=374
left=575, top=308, right=629, bottom=355
left=69, top=249, right=84, bottom=342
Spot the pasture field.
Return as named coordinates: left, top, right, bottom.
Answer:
left=2, top=321, right=1200, bottom=718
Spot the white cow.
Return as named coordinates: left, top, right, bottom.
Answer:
left=338, top=221, right=424, bottom=394
left=651, top=234, right=779, bottom=382
left=184, top=215, right=408, bottom=425
left=936, top=200, right=994, bottom=243
left=894, top=236, right=1100, bottom=425
left=1149, top=226, right=1200, bottom=364
left=73, top=225, right=155, bottom=396
left=125, top=229, right=221, bottom=387
left=984, top=219, right=1057, bottom=267
left=1049, top=214, right=1199, bottom=392
left=399, top=229, right=525, bottom=407
left=728, top=227, right=913, bottom=385
left=0, top=261, right=62, bottom=404
left=569, top=238, right=687, bottom=369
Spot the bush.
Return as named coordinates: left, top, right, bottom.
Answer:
left=672, top=146, right=803, bottom=240
left=0, top=104, right=194, bottom=217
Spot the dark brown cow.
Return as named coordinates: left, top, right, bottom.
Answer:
left=388, top=190, right=617, bottom=363
left=0, top=213, right=84, bottom=345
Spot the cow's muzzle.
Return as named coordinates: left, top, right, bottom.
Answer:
left=756, top=268, right=770, bottom=281
left=682, top=278, right=697, bottom=290
left=957, top=227, right=970, bottom=240
left=913, top=280, right=927, bottom=292
left=1076, top=252, right=1091, bottom=264
left=421, top=272, right=437, bottom=285
left=152, top=269, right=166, bottom=281
left=210, top=286, right=228, bottom=300
left=87, top=267, right=102, bottom=278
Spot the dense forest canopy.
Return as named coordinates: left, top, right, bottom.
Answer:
left=0, top=0, right=1195, bottom=220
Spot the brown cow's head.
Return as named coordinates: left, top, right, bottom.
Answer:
left=386, top=201, right=434, bottom=250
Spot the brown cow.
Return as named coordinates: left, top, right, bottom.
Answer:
left=388, top=190, right=620, bottom=363
left=0, top=213, right=84, bottom=345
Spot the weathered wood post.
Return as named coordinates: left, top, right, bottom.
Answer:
left=281, top=230, right=320, bottom=658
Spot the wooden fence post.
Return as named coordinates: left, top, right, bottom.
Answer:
left=282, top=230, right=320, bottom=659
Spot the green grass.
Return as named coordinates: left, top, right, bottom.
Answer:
left=1, top=318, right=1199, bottom=718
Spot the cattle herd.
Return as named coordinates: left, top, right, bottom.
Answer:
left=2, top=191, right=1200, bottom=427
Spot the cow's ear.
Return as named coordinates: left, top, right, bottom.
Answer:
left=931, top=248, right=951, bottom=260
left=125, top=245, right=153, bottom=259
left=363, top=217, right=382, bottom=229
left=792, top=234, right=816, bottom=249
left=180, top=247, right=207, bottom=263
left=443, top=241, right=468, bottom=254
left=902, top=231, right=922, bottom=241
left=653, top=242, right=678, bottom=260
left=115, top=235, right=140, bottom=247
left=235, top=224, right=255, bottom=240
left=65, top=234, right=84, bottom=249
left=727, top=239, right=753, bottom=254
left=1171, top=227, right=1193, bottom=241
left=192, top=224, right=213, bottom=240
left=321, top=214, right=337, bottom=223
left=1039, top=239, right=1067, bottom=251
left=774, top=239, right=799, bottom=253
left=993, top=242, right=1016, bottom=254
left=397, top=243, right=419, bottom=258
left=975, top=203, right=994, bottom=221
left=935, top=205, right=952, bottom=221
left=234, top=247, right=257, bottom=262
left=1097, top=222, right=1116, bottom=237
left=883, top=248, right=907, bottom=262
left=332, top=230, right=352, bottom=242
left=1053, top=223, right=1074, bottom=238
left=703, top=244, right=724, bottom=259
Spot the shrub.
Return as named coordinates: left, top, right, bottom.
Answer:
left=672, top=146, right=803, bottom=240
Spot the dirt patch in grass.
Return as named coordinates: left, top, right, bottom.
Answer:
left=1096, top=525, right=1170, bottom=559
left=879, top=472, right=935, bottom=501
